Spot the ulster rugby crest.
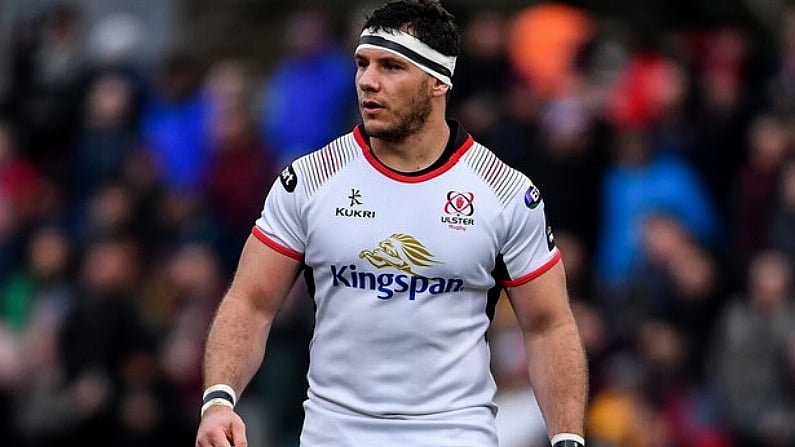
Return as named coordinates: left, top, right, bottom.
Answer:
left=441, top=191, right=476, bottom=230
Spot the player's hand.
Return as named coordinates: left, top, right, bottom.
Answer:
left=196, top=405, right=247, bottom=447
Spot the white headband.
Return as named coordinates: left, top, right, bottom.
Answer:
left=356, top=28, right=457, bottom=88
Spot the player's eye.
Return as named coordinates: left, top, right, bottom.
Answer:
left=355, top=58, right=368, bottom=69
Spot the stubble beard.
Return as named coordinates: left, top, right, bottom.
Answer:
left=364, top=80, right=432, bottom=143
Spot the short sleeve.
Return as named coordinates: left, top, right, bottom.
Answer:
left=500, top=180, right=560, bottom=287
left=252, top=164, right=306, bottom=260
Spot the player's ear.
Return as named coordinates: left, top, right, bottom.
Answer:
left=431, top=78, right=449, bottom=98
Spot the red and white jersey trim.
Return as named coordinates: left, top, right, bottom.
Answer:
left=503, top=249, right=561, bottom=287
left=251, top=226, right=303, bottom=260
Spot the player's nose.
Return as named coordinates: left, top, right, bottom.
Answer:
left=357, top=66, right=380, bottom=92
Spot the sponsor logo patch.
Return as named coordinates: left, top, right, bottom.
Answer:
left=524, top=183, right=541, bottom=209
left=348, top=188, right=363, bottom=206
left=330, top=234, right=464, bottom=300
left=279, top=165, right=298, bottom=192
left=359, top=233, right=440, bottom=275
left=336, top=187, right=376, bottom=219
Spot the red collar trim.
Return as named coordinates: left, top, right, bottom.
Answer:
left=352, top=126, right=474, bottom=183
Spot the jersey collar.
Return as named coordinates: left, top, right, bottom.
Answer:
left=353, top=119, right=474, bottom=183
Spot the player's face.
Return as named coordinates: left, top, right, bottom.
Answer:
left=355, top=48, right=432, bottom=142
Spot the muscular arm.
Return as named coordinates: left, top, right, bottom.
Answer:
left=506, top=260, right=588, bottom=439
left=203, top=233, right=303, bottom=398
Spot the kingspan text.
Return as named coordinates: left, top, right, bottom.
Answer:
left=330, top=264, right=464, bottom=300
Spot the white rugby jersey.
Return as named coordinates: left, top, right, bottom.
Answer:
left=253, top=122, right=560, bottom=447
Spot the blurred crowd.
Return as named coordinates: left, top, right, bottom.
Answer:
left=0, top=1, right=795, bottom=447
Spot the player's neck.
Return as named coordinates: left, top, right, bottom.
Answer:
left=370, top=114, right=450, bottom=173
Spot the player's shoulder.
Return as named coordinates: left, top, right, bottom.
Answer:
left=459, top=140, right=533, bottom=207
left=283, top=130, right=362, bottom=195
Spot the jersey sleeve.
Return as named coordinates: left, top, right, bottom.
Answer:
left=500, top=180, right=561, bottom=287
left=252, top=164, right=305, bottom=260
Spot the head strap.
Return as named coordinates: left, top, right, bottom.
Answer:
left=356, top=28, right=456, bottom=88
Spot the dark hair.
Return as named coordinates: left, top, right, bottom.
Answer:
left=362, top=0, right=460, bottom=57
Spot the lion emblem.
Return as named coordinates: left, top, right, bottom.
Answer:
left=359, top=233, right=441, bottom=275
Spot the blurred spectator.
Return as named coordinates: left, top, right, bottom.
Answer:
left=140, top=49, right=211, bottom=193
left=611, top=214, right=729, bottom=447
left=113, top=349, right=193, bottom=447
left=638, top=322, right=732, bottom=447
left=0, top=121, right=56, bottom=285
left=707, top=249, right=795, bottom=447
left=140, top=242, right=226, bottom=440
left=0, top=224, right=74, bottom=332
left=606, top=52, right=687, bottom=135
left=450, top=10, right=512, bottom=111
left=48, top=234, right=190, bottom=446
left=0, top=121, right=52, bottom=228
left=59, top=235, right=150, bottom=444
left=143, top=243, right=222, bottom=394
left=630, top=279, right=733, bottom=447
left=730, top=113, right=792, bottom=275
left=627, top=213, right=727, bottom=377
left=6, top=2, right=87, bottom=185
left=137, top=48, right=223, bottom=258
left=74, top=72, right=141, bottom=202
left=148, top=186, right=220, bottom=259
left=258, top=6, right=356, bottom=168
left=688, top=27, right=754, bottom=220
left=7, top=235, right=147, bottom=445
left=594, top=128, right=721, bottom=290
left=0, top=224, right=74, bottom=445
left=203, top=61, right=277, bottom=269
left=81, top=12, right=149, bottom=140
left=205, top=60, right=251, bottom=113
left=72, top=182, right=137, bottom=248
left=604, top=47, right=703, bottom=219
left=508, top=2, right=594, bottom=100
left=587, top=352, right=662, bottom=447
left=115, top=135, right=168, bottom=255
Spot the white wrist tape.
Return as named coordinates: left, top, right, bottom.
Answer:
left=201, top=398, right=234, bottom=417
left=551, top=433, right=585, bottom=446
left=202, top=384, right=237, bottom=405
left=200, top=384, right=238, bottom=417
